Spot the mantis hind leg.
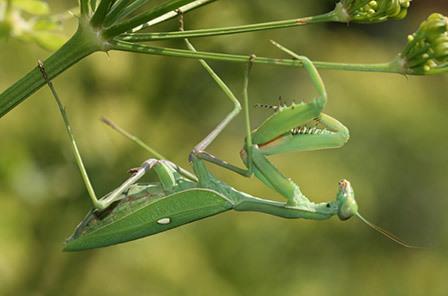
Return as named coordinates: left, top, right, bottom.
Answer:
left=39, top=61, right=186, bottom=211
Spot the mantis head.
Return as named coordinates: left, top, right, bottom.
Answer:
left=336, top=180, right=420, bottom=248
left=336, top=179, right=358, bottom=220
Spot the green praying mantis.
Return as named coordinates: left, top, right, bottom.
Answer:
left=38, top=38, right=416, bottom=251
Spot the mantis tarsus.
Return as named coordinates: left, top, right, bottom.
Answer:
left=38, top=40, right=416, bottom=251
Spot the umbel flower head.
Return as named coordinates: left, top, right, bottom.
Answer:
left=335, top=0, right=411, bottom=23
left=399, top=13, right=448, bottom=75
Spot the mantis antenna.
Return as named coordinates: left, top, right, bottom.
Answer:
left=356, top=213, right=422, bottom=249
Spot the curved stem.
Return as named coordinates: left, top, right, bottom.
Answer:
left=112, top=40, right=398, bottom=73
left=120, top=11, right=338, bottom=41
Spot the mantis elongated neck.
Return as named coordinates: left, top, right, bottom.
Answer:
left=233, top=195, right=337, bottom=220
left=192, top=156, right=338, bottom=221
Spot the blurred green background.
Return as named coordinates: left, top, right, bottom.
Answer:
left=1, top=1, right=447, bottom=295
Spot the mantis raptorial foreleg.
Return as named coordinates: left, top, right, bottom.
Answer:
left=188, top=41, right=349, bottom=206
left=184, top=43, right=415, bottom=246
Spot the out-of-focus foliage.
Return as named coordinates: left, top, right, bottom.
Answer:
left=0, top=1, right=447, bottom=295
left=0, top=0, right=70, bottom=50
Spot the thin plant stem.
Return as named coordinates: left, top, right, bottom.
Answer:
left=104, top=0, right=205, bottom=37
left=114, top=0, right=150, bottom=22
left=103, top=0, right=133, bottom=27
left=129, top=0, right=217, bottom=32
left=120, top=11, right=338, bottom=41
left=80, top=0, right=89, bottom=16
left=90, top=0, right=113, bottom=27
left=112, top=40, right=398, bottom=73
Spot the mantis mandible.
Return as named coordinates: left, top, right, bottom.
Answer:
left=38, top=39, right=415, bottom=251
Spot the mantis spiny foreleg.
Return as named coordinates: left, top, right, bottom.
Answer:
left=188, top=41, right=350, bottom=207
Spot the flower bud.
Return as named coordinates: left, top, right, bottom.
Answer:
left=399, top=13, right=448, bottom=74
left=334, top=0, right=411, bottom=23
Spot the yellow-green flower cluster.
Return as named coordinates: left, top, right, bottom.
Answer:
left=400, top=13, right=448, bottom=75
left=335, top=0, right=411, bottom=23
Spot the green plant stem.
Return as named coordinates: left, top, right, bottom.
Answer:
left=112, top=40, right=398, bottom=73
left=104, top=0, right=201, bottom=37
left=0, top=23, right=102, bottom=118
left=80, top=0, right=89, bottom=16
left=114, top=0, right=150, bottom=21
left=120, top=11, right=338, bottom=42
left=103, top=0, right=133, bottom=27
left=90, top=0, right=114, bottom=27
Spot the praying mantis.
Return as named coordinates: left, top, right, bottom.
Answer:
left=39, top=38, right=414, bottom=251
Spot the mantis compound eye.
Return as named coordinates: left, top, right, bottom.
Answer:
left=336, top=179, right=358, bottom=221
